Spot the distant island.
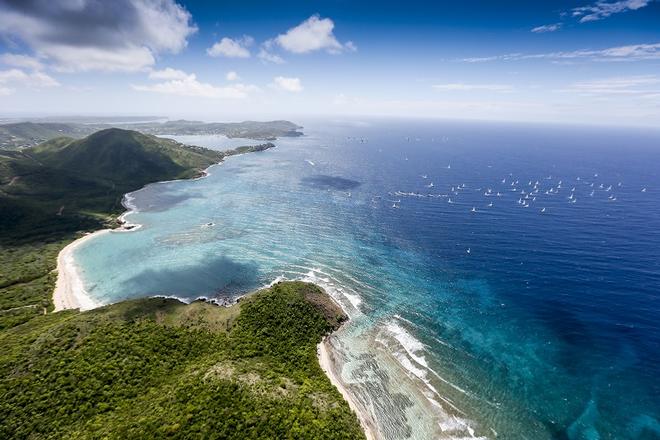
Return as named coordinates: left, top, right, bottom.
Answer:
left=0, top=125, right=367, bottom=439
left=0, top=119, right=303, bottom=149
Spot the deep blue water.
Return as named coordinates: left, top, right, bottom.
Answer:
left=75, top=119, right=660, bottom=439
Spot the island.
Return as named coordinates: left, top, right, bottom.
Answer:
left=0, top=125, right=367, bottom=439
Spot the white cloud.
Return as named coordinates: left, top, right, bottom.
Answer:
left=274, top=15, right=353, bottom=54
left=572, top=0, right=652, bottom=22
left=133, top=70, right=258, bottom=99
left=0, top=68, right=60, bottom=94
left=207, top=36, right=253, bottom=58
left=462, top=42, right=660, bottom=63
left=258, top=48, right=285, bottom=64
left=226, top=71, right=240, bottom=81
left=0, top=53, right=44, bottom=70
left=149, top=67, right=189, bottom=80
left=531, top=23, right=562, bottom=33
left=563, top=75, right=660, bottom=95
left=271, top=76, right=303, bottom=92
left=0, top=0, right=197, bottom=72
left=50, top=46, right=157, bottom=73
left=433, top=83, right=513, bottom=92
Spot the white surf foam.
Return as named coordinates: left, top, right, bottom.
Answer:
left=378, top=318, right=486, bottom=438
left=297, top=267, right=363, bottom=315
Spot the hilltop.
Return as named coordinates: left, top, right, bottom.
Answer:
left=0, top=128, right=225, bottom=242
left=29, top=128, right=224, bottom=184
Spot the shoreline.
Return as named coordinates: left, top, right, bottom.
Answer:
left=51, top=154, right=227, bottom=313
left=52, top=229, right=108, bottom=311
left=51, top=141, right=279, bottom=313
left=318, top=337, right=379, bottom=440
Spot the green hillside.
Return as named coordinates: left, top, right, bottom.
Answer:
left=0, top=128, right=224, bottom=242
left=29, top=128, right=222, bottom=184
left=0, top=281, right=364, bottom=439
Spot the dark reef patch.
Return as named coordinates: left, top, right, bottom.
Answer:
left=301, top=175, right=361, bottom=190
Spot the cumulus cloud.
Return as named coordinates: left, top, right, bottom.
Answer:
left=0, top=68, right=60, bottom=94
left=433, top=83, right=513, bottom=92
left=271, top=76, right=303, bottom=92
left=274, top=15, right=354, bottom=54
left=207, top=36, right=253, bottom=58
left=226, top=71, right=239, bottom=81
left=0, top=53, right=44, bottom=70
left=0, top=0, right=197, bottom=72
left=531, top=23, right=562, bottom=33
left=572, top=0, right=653, bottom=22
left=133, top=69, right=258, bottom=99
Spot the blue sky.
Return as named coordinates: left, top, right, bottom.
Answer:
left=0, top=0, right=659, bottom=126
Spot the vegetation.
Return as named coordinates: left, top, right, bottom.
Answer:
left=0, top=281, right=364, bottom=439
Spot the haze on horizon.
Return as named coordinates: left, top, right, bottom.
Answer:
left=0, top=0, right=659, bottom=127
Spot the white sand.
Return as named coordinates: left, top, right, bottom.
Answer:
left=52, top=230, right=109, bottom=311
left=318, top=338, right=378, bottom=440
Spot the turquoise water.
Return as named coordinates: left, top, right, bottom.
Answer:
left=75, top=119, right=660, bottom=439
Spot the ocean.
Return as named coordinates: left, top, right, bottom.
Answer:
left=73, top=118, right=660, bottom=439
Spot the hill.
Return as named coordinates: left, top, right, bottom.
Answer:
left=0, top=128, right=225, bottom=242
left=0, top=281, right=364, bottom=439
left=29, top=128, right=224, bottom=185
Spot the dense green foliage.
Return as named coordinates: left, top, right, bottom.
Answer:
left=0, top=282, right=363, bottom=439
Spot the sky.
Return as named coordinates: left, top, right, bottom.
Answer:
left=0, top=0, right=659, bottom=127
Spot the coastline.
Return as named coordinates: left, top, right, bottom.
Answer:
left=318, top=336, right=378, bottom=440
left=51, top=155, right=224, bottom=312
left=50, top=142, right=277, bottom=313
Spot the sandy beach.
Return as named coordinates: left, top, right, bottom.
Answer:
left=318, top=338, right=379, bottom=440
left=52, top=229, right=109, bottom=311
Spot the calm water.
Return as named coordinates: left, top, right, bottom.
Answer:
left=75, top=119, right=660, bottom=439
